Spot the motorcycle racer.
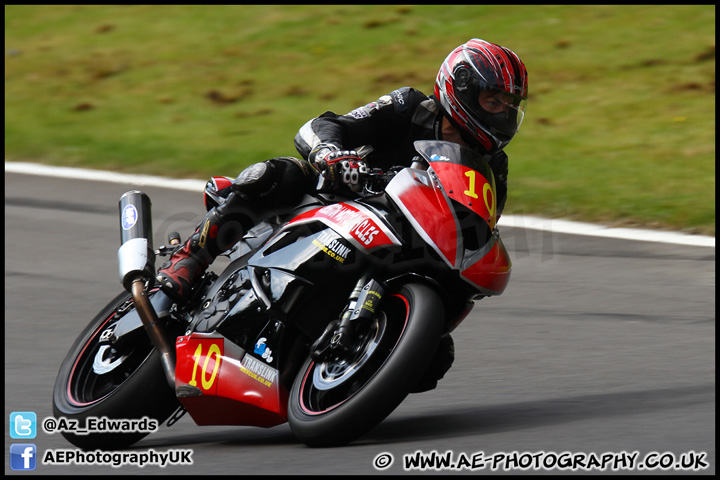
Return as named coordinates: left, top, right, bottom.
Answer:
left=156, top=38, right=528, bottom=354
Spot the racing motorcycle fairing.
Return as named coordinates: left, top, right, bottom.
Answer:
left=174, top=331, right=288, bottom=427
left=172, top=203, right=404, bottom=427
left=284, top=200, right=402, bottom=252
left=385, top=141, right=511, bottom=296
left=385, top=167, right=461, bottom=268
left=459, top=231, right=511, bottom=295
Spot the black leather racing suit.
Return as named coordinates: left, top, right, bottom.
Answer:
left=294, top=86, right=509, bottom=216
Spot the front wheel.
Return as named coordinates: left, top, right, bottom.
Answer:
left=52, top=290, right=182, bottom=450
left=288, top=283, right=444, bottom=447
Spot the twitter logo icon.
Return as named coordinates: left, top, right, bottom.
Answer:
left=10, top=412, right=37, bottom=439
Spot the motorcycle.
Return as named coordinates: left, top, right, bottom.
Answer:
left=52, top=140, right=511, bottom=449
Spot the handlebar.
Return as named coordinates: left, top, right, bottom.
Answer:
left=319, top=158, right=427, bottom=197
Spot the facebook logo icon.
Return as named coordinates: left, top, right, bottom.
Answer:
left=10, top=444, right=37, bottom=470
left=10, top=411, right=37, bottom=439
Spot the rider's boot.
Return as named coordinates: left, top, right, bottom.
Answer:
left=156, top=161, right=283, bottom=302
left=155, top=207, right=234, bottom=303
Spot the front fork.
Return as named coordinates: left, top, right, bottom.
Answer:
left=310, top=275, right=385, bottom=362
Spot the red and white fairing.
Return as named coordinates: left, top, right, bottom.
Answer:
left=175, top=333, right=288, bottom=427
left=385, top=158, right=511, bottom=296
left=287, top=201, right=401, bottom=251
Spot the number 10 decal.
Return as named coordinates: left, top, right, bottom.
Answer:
left=464, top=170, right=495, bottom=219
left=464, top=170, right=480, bottom=199
left=189, top=342, right=222, bottom=390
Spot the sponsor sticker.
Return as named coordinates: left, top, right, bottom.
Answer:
left=240, top=354, right=278, bottom=387
left=121, top=204, right=138, bottom=230
left=312, top=231, right=352, bottom=263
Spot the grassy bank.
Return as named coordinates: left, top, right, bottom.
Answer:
left=5, top=5, right=715, bottom=235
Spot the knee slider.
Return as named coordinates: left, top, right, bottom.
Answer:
left=234, top=161, right=276, bottom=197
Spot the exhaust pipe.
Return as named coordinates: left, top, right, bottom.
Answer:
left=118, top=191, right=176, bottom=388
left=130, top=279, right=176, bottom=388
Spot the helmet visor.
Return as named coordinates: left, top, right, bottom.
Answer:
left=456, top=76, right=527, bottom=138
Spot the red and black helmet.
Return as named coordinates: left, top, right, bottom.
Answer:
left=435, top=38, right=528, bottom=154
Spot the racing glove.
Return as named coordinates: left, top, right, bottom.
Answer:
left=311, top=146, right=367, bottom=192
left=308, top=143, right=340, bottom=171
left=325, top=155, right=368, bottom=192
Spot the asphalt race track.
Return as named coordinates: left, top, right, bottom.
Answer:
left=4, top=170, right=715, bottom=475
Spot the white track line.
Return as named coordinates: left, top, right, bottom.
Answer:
left=5, top=161, right=715, bottom=248
left=5, top=161, right=208, bottom=191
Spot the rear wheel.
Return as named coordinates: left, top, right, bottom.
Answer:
left=52, top=290, right=181, bottom=450
left=288, top=283, right=444, bottom=447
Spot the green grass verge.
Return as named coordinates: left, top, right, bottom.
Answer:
left=5, top=5, right=715, bottom=235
